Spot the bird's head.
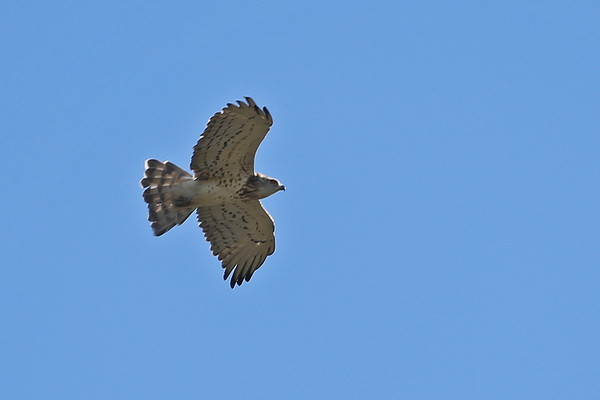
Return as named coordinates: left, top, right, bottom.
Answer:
left=240, top=173, right=285, bottom=199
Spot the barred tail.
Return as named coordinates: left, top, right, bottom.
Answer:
left=140, top=159, right=195, bottom=236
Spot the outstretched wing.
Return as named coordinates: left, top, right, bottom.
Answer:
left=197, top=200, right=276, bottom=288
left=191, top=97, right=273, bottom=179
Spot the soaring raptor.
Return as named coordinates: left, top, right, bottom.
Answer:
left=141, top=97, right=285, bottom=288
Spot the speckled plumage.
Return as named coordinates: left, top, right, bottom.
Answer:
left=141, top=97, right=284, bottom=288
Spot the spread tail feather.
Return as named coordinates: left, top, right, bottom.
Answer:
left=140, top=159, right=195, bottom=236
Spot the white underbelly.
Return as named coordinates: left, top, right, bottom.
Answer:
left=178, top=179, right=240, bottom=207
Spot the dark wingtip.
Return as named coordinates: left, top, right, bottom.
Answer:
left=263, top=106, right=272, bottom=123
left=145, top=159, right=161, bottom=168
left=151, top=224, right=167, bottom=236
left=140, top=177, right=151, bottom=188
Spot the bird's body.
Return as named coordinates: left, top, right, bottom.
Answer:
left=141, top=97, right=284, bottom=288
left=172, top=175, right=244, bottom=207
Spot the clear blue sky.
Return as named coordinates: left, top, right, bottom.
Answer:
left=1, top=1, right=599, bottom=399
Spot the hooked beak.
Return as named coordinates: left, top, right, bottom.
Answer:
left=279, top=185, right=286, bottom=191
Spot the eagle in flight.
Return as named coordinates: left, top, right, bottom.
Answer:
left=141, top=97, right=285, bottom=288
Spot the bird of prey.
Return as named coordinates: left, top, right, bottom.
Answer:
left=140, top=97, right=285, bottom=288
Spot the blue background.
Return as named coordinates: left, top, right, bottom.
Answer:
left=1, top=1, right=598, bottom=398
